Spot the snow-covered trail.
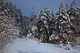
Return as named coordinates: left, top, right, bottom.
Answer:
left=3, top=38, right=80, bottom=53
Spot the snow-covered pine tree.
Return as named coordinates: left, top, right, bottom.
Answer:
left=55, top=3, right=71, bottom=44
left=37, top=6, right=44, bottom=40
left=55, top=0, right=80, bottom=46
left=67, top=0, right=80, bottom=45
left=37, top=7, right=54, bottom=43
left=49, top=9, right=55, bottom=35
left=47, top=9, right=57, bottom=43
left=27, top=7, right=38, bottom=39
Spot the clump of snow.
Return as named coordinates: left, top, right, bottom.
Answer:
left=41, top=16, right=47, bottom=20
left=40, top=28, right=43, bottom=31
left=59, top=41, right=63, bottom=47
left=71, top=16, right=74, bottom=19
left=44, top=25, right=49, bottom=28
left=49, top=34, right=55, bottom=41
left=43, top=13, right=47, bottom=16
left=55, top=36, right=59, bottom=40
left=60, top=13, right=62, bottom=16
left=60, top=21, right=67, bottom=24
left=26, top=33, right=32, bottom=39
left=63, top=15, right=67, bottom=19
left=31, top=26, right=37, bottom=31
left=44, top=21, right=47, bottom=24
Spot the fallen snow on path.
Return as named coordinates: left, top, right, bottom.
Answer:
left=3, top=38, right=80, bottom=53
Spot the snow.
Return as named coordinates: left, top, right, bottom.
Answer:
left=60, top=19, right=62, bottom=21
left=68, top=25, right=70, bottom=27
left=44, top=25, right=49, bottom=28
left=63, top=15, right=67, bottom=19
left=44, top=21, right=47, bottom=24
left=59, top=41, right=63, bottom=47
left=59, top=26, right=61, bottom=29
left=61, top=21, right=66, bottom=24
left=60, top=13, right=62, bottom=16
left=71, top=16, right=74, bottom=19
left=55, top=36, right=59, bottom=40
left=3, top=38, right=80, bottom=53
left=27, top=33, right=32, bottom=39
left=43, top=13, right=47, bottom=16
left=32, top=26, right=37, bottom=31
left=41, top=16, right=47, bottom=20
left=40, top=28, right=43, bottom=31
left=49, top=34, right=55, bottom=41
left=68, top=31, right=73, bottom=33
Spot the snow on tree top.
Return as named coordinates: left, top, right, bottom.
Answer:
left=41, top=16, right=47, bottom=20
left=42, top=12, right=47, bottom=16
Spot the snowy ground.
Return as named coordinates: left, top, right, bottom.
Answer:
left=3, top=38, right=80, bottom=53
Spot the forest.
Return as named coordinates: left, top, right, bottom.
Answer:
left=0, top=0, right=80, bottom=51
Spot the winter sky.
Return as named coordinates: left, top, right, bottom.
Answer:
left=4, top=0, right=80, bottom=17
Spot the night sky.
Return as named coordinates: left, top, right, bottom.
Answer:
left=3, top=0, right=80, bottom=17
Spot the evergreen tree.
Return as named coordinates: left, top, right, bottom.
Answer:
left=28, top=7, right=38, bottom=39
left=37, top=6, right=44, bottom=40
left=67, top=0, right=80, bottom=45
left=37, top=7, right=55, bottom=43
left=55, top=3, right=71, bottom=44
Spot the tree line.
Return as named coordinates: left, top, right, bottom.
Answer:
left=28, top=0, right=80, bottom=47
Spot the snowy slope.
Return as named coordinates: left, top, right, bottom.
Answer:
left=3, top=38, right=80, bottom=53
